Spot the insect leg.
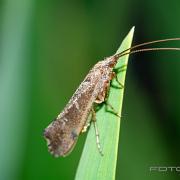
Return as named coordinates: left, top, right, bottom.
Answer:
left=111, top=64, right=127, bottom=89
left=93, top=103, right=104, bottom=113
left=114, top=64, right=127, bottom=74
left=104, top=83, right=121, bottom=118
left=114, top=73, right=124, bottom=89
left=81, top=112, right=93, bottom=133
left=104, top=101, right=121, bottom=118
left=81, top=122, right=90, bottom=133
left=91, top=108, right=104, bottom=156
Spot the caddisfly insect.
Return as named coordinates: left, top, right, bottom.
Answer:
left=43, top=37, right=180, bottom=157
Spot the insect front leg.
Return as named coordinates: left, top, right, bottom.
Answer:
left=114, top=64, right=127, bottom=74
left=111, top=72, right=124, bottom=89
left=111, top=64, right=127, bottom=89
left=91, top=107, right=104, bottom=156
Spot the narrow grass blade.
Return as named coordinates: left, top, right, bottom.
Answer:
left=75, top=27, right=134, bottom=180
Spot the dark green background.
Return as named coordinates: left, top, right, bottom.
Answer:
left=0, top=0, right=180, bottom=180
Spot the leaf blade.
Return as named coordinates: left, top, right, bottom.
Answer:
left=75, top=27, right=134, bottom=180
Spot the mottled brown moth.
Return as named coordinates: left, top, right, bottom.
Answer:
left=44, top=37, right=180, bottom=157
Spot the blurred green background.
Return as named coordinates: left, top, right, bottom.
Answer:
left=0, top=0, right=180, bottom=180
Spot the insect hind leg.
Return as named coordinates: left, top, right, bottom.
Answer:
left=91, top=108, right=104, bottom=156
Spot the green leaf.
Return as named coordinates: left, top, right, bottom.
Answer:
left=75, top=27, right=135, bottom=180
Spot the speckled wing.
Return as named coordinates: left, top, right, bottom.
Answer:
left=43, top=56, right=116, bottom=157
left=44, top=62, right=103, bottom=157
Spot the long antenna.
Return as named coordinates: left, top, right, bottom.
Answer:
left=117, top=38, right=180, bottom=57
left=115, top=47, right=180, bottom=59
